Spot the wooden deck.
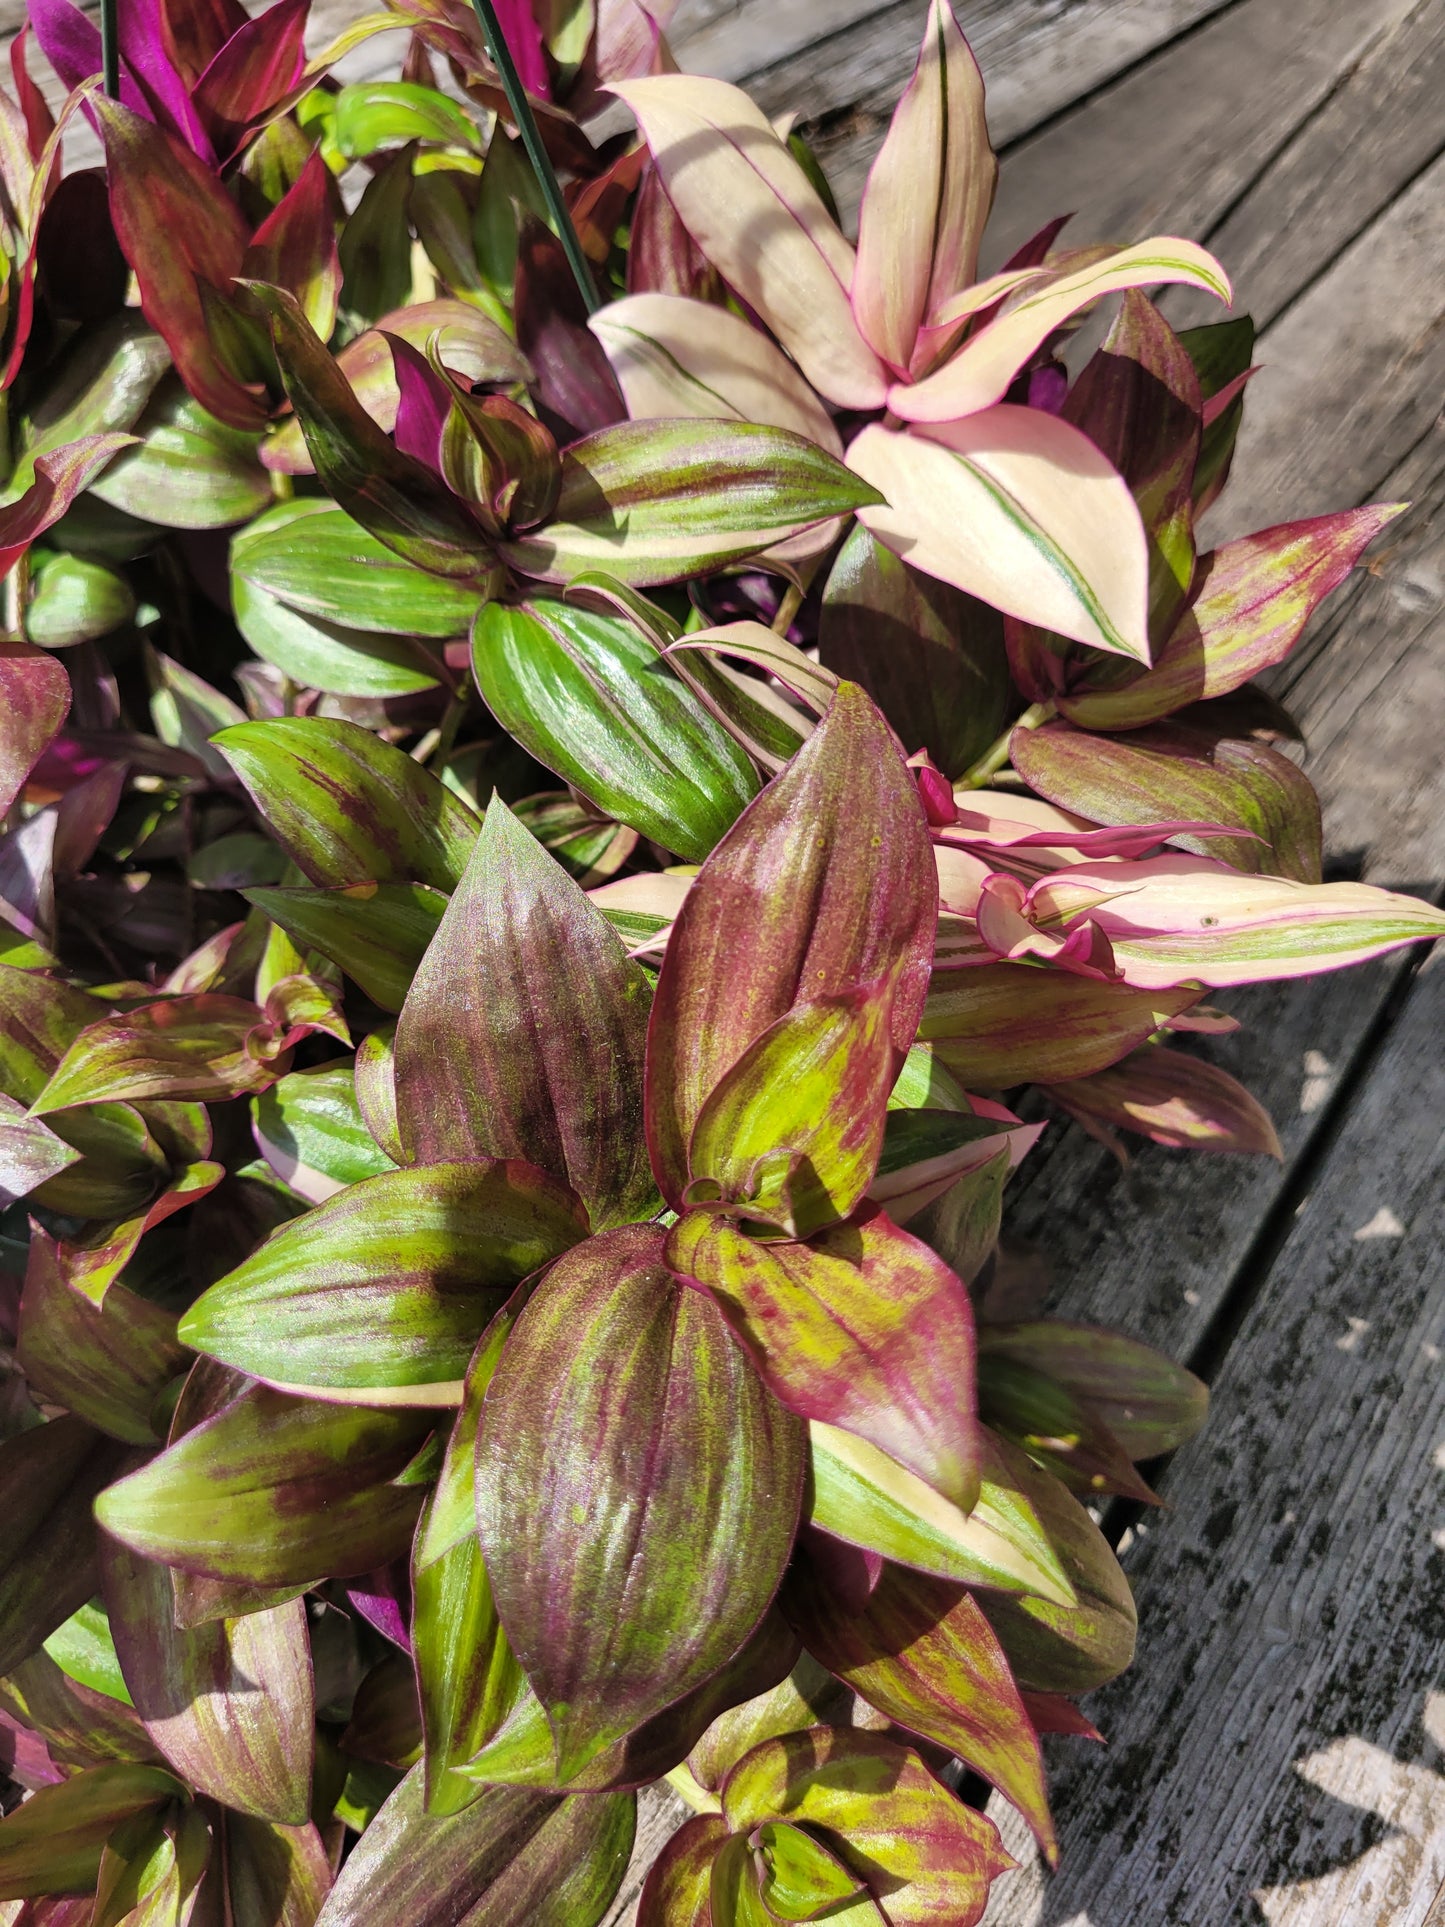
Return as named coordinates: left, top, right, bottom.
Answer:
left=6, top=0, right=1440, bottom=1917
left=606, top=2, right=1445, bottom=1921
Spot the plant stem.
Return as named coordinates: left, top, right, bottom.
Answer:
left=957, top=699, right=1055, bottom=789
left=663, top=1762, right=722, bottom=1815
left=466, top=0, right=598, bottom=316
left=100, top=0, right=120, bottom=98
left=771, top=581, right=804, bottom=635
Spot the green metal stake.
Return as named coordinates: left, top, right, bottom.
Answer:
left=100, top=0, right=121, bottom=97
left=466, top=0, right=599, bottom=316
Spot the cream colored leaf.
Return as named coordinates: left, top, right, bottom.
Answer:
left=610, top=75, right=888, bottom=409
left=848, top=410, right=1151, bottom=658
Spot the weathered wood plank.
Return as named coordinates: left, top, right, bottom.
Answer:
left=675, top=0, right=1238, bottom=225
left=1164, top=0, right=1445, bottom=332
left=980, top=0, right=1420, bottom=270
left=983, top=941, right=1445, bottom=1925
left=1206, top=145, right=1445, bottom=541
left=598, top=1782, right=689, bottom=1927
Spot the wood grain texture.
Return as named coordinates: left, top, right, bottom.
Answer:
left=1206, top=145, right=1445, bottom=541
left=598, top=1781, right=690, bottom=1927
left=676, top=0, right=1238, bottom=225
left=1276, top=427, right=1445, bottom=894
left=983, top=944, right=1445, bottom=1925
left=980, top=0, right=1420, bottom=269
left=1165, top=0, right=1445, bottom=331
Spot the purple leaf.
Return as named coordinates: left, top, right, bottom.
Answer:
left=193, top=0, right=309, bottom=156
left=475, top=1224, right=805, bottom=1780
left=645, top=681, right=937, bottom=1207
left=393, top=795, right=657, bottom=1230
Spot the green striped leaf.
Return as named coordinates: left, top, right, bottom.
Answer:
left=646, top=682, right=936, bottom=1206
left=0, top=1763, right=184, bottom=1900
left=805, top=1422, right=1073, bottom=1604
left=394, top=798, right=657, bottom=1229
left=977, top=1321, right=1208, bottom=1461
left=232, top=569, right=442, bottom=700
left=1012, top=718, right=1322, bottom=881
left=413, top=1289, right=531, bottom=1814
left=721, top=1728, right=1012, bottom=1925
left=101, top=1539, right=314, bottom=1825
left=234, top=499, right=490, bottom=640
left=667, top=1210, right=980, bottom=1512
left=471, top=598, right=759, bottom=863
left=31, top=996, right=287, bottom=1114
left=94, top=1385, right=435, bottom=1585
left=919, top=966, right=1197, bottom=1087
left=244, top=282, right=498, bottom=581
left=312, top=1763, right=634, bottom=1927
left=1060, top=504, right=1403, bottom=729
left=784, top=1556, right=1056, bottom=1861
left=180, top=1162, right=586, bottom=1403
left=216, top=717, right=481, bottom=890
left=244, top=883, right=448, bottom=1013
left=685, top=985, right=895, bottom=1236
left=499, top=419, right=881, bottom=587
left=973, top=1444, right=1137, bottom=1694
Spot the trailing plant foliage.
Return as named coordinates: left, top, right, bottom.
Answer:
left=0, top=0, right=1438, bottom=1919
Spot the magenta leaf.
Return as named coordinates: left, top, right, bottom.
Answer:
left=0, top=438, right=134, bottom=582
left=192, top=0, right=309, bottom=156
left=0, top=641, right=71, bottom=817
left=1060, top=503, right=1406, bottom=731
left=241, top=146, right=340, bottom=342
left=93, top=96, right=261, bottom=429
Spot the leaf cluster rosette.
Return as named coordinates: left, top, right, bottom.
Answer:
left=0, top=0, right=1438, bottom=1920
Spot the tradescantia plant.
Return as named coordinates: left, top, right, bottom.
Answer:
left=0, top=0, right=1440, bottom=1919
